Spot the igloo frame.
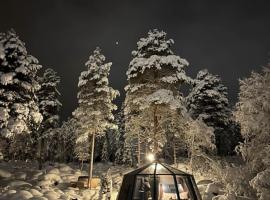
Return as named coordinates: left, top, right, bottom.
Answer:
left=117, top=162, right=202, bottom=200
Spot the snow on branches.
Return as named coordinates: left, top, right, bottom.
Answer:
left=73, top=47, right=119, bottom=160
left=187, top=69, right=230, bottom=124
left=234, top=66, right=270, bottom=200
left=186, top=69, right=240, bottom=155
left=124, top=29, right=191, bottom=162
left=0, top=30, right=42, bottom=138
left=140, top=89, right=185, bottom=110
left=126, top=29, right=189, bottom=84
left=38, top=68, right=61, bottom=131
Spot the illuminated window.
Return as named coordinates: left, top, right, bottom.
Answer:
left=118, top=162, right=201, bottom=200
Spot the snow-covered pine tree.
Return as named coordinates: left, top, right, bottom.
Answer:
left=0, top=30, right=43, bottom=158
left=234, top=66, right=270, bottom=200
left=114, top=105, right=126, bottom=164
left=37, top=68, right=61, bottom=166
left=124, top=29, right=190, bottom=164
left=186, top=69, right=239, bottom=155
left=73, top=47, right=119, bottom=188
left=38, top=68, right=61, bottom=133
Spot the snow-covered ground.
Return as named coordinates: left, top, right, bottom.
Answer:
left=0, top=160, right=226, bottom=200
left=0, top=161, right=132, bottom=200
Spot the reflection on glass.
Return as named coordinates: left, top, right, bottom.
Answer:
left=140, top=165, right=155, bottom=174
left=133, top=175, right=192, bottom=200
left=133, top=171, right=192, bottom=199
left=140, top=163, right=171, bottom=175
left=176, top=176, right=190, bottom=200
left=158, top=175, right=177, bottom=200
left=133, top=176, right=154, bottom=200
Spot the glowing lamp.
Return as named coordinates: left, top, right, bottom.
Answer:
left=146, top=153, right=155, bottom=162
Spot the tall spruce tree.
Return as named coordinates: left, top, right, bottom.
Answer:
left=0, top=30, right=42, bottom=158
left=124, top=29, right=190, bottom=164
left=37, top=68, right=61, bottom=166
left=38, top=68, right=61, bottom=133
left=114, top=105, right=126, bottom=164
left=73, top=47, right=119, bottom=187
left=186, top=69, right=240, bottom=155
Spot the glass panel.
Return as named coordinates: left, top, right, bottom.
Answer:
left=190, top=176, right=200, bottom=199
left=163, top=164, right=187, bottom=175
left=176, top=176, right=193, bottom=200
left=155, top=163, right=171, bottom=174
left=157, top=175, right=179, bottom=200
left=133, top=175, right=154, bottom=200
left=133, top=175, right=181, bottom=200
left=139, top=163, right=174, bottom=175
left=139, top=164, right=155, bottom=174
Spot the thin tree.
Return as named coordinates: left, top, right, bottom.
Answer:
left=114, top=105, right=126, bottom=165
left=185, top=117, right=215, bottom=173
left=73, top=47, right=119, bottom=188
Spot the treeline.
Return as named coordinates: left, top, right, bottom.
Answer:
left=0, top=29, right=269, bottom=199
left=0, top=29, right=244, bottom=164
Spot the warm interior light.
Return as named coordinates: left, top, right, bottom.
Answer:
left=156, top=163, right=162, bottom=171
left=147, top=153, right=155, bottom=162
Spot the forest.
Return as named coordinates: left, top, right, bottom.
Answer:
left=0, top=29, right=269, bottom=200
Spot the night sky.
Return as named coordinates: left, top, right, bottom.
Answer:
left=0, top=0, right=269, bottom=120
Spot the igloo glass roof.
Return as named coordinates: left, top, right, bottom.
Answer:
left=137, top=162, right=189, bottom=175
left=117, top=161, right=202, bottom=200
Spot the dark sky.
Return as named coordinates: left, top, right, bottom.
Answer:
left=0, top=0, right=269, bottom=120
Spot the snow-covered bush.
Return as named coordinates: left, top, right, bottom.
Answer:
left=51, top=117, right=78, bottom=162
left=220, top=163, right=255, bottom=198
left=185, top=117, right=216, bottom=172
left=250, top=168, right=270, bottom=200
left=232, top=66, right=270, bottom=200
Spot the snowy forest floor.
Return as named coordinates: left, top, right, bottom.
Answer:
left=0, top=159, right=233, bottom=200
left=0, top=160, right=132, bottom=200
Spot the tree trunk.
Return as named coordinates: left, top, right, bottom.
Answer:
left=173, top=134, right=177, bottom=167
left=61, top=140, right=66, bottom=162
left=80, top=159, right=84, bottom=171
left=153, top=105, right=158, bottom=156
left=88, top=132, right=95, bottom=188
left=137, top=132, right=141, bottom=166
left=37, top=137, right=43, bottom=170
left=189, top=130, right=195, bottom=173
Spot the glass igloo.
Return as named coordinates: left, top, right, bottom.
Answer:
left=117, top=162, right=201, bottom=200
